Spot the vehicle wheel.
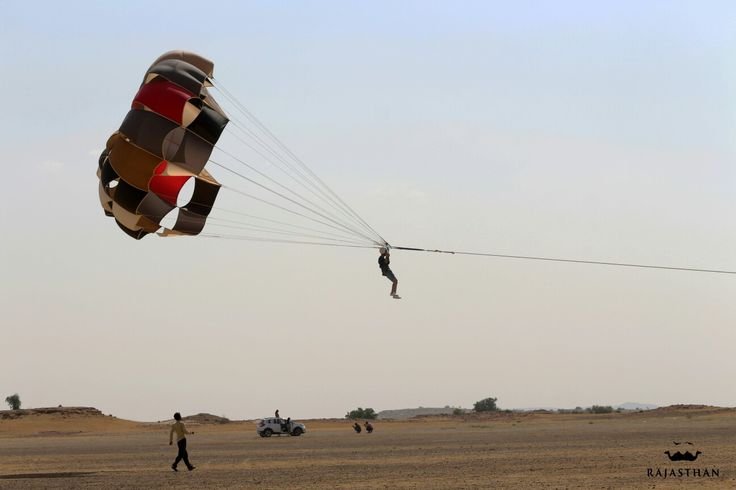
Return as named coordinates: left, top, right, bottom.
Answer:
left=291, top=427, right=303, bottom=436
left=263, top=428, right=273, bottom=437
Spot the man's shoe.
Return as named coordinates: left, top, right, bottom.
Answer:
left=392, top=294, right=402, bottom=299
left=187, top=466, right=196, bottom=471
left=171, top=465, right=178, bottom=472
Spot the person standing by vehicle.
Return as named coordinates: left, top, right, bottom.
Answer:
left=169, top=412, right=195, bottom=472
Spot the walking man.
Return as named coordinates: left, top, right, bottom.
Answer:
left=169, top=412, right=195, bottom=472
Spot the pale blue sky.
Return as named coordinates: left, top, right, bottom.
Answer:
left=1, top=2, right=735, bottom=420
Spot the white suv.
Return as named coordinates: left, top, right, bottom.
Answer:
left=257, top=417, right=306, bottom=437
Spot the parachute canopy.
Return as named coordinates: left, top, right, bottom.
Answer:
left=97, top=51, right=387, bottom=250
left=97, top=51, right=229, bottom=239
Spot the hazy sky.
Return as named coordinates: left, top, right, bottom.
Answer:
left=2, top=1, right=735, bottom=421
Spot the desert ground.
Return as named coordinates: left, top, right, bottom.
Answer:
left=1, top=406, right=735, bottom=489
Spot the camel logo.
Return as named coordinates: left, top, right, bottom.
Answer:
left=665, top=441, right=701, bottom=462
left=647, top=441, right=720, bottom=480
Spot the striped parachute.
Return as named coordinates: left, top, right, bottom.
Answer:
left=97, top=51, right=228, bottom=239
left=97, top=51, right=388, bottom=251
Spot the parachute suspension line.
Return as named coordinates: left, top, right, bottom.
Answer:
left=208, top=208, right=364, bottom=242
left=223, top=122, right=335, bottom=206
left=210, top=160, right=381, bottom=246
left=207, top=211, right=365, bottom=242
left=204, top=219, right=374, bottom=246
left=160, top=198, right=367, bottom=244
left=211, top=145, right=371, bottom=239
left=221, top=121, right=378, bottom=241
left=210, top=160, right=377, bottom=244
left=166, top=154, right=376, bottom=244
left=212, top=86, right=376, bottom=233
left=217, top=183, right=378, bottom=246
left=217, top=113, right=386, bottom=247
left=199, top=233, right=381, bottom=250
left=211, top=79, right=388, bottom=246
left=390, top=246, right=736, bottom=275
left=213, top=92, right=384, bottom=245
left=204, top=214, right=374, bottom=245
left=212, top=82, right=349, bottom=209
left=220, top=119, right=362, bottom=232
left=157, top=184, right=376, bottom=244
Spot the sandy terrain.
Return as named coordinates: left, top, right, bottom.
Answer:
left=1, top=406, right=735, bottom=489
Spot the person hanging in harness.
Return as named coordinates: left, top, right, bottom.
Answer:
left=378, top=247, right=401, bottom=299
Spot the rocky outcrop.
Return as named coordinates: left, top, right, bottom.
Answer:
left=0, top=407, right=104, bottom=420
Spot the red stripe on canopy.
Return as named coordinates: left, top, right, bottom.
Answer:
left=132, top=78, right=194, bottom=125
left=149, top=161, right=190, bottom=205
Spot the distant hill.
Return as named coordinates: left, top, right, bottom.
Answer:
left=181, top=413, right=231, bottom=424
left=0, top=406, right=138, bottom=436
left=377, top=403, right=661, bottom=419
left=514, top=402, right=659, bottom=412
left=0, top=407, right=231, bottom=425
left=616, top=402, right=658, bottom=411
left=0, top=407, right=104, bottom=420
left=511, top=407, right=559, bottom=412
left=377, top=407, right=466, bottom=420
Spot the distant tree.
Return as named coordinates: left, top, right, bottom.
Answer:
left=5, top=394, right=21, bottom=410
left=473, top=397, right=498, bottom=412
left=452, top=408, right=464, bottom=416
left=345, top=407, right=377, bottom=420
left=591, top=405, right=613, bottom=414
